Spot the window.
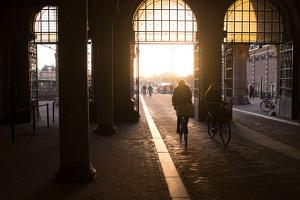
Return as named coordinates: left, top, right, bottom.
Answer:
left=133, top=0, right=197, bottom=43
left=224, top=0, right=283, bottom=43
left=34, top=6, right=58, bottom=44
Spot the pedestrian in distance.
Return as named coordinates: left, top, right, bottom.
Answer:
left=141, top=85, right=147, bottom=96
left=248, top=83, right=254, bottom=101
left=148, top=85, right=153, bottom=96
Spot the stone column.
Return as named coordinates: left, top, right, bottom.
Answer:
left=94, top=14, right=116, bottom=135
left=232, top=44, right=249, bottom=104
left=197, top=20, right=224, bottom=121
left=56, top=0, right=96, bottom=181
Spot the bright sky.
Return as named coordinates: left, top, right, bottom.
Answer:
left=37, top=43, right=193, bottom=77
left=37, top=44, right=56, bottom=70
left=138, top=44, right=194, bottom=77
left=37, top=44, right=92, bottom=71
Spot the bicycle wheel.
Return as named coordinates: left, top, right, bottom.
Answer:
left=220, top=121, right=231, bottom=145
left=184, top=132, right=188, bottom=145
left=179, top=117, right=184, bottom=141
left=260, top=101, right=271, bottom=112
left=207, top=114, right=216, bottom=139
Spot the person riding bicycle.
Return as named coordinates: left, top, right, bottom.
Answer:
left=172, top=80, right=192, bottom=134
left=205, top=82, right=223, bottom=122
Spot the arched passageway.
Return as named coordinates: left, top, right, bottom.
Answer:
left=131, top=0, right=200, bottom=119
left=222, top=0, right=293, bottom=119
left=30, top=6, right=93, bottom=120
left=30, top=6, right=58, bottom=114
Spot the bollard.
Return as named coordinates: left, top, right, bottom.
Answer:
left=11, top=112, right=15, bottom=143
left=53, top=101, right=55, bottom=123
left=46, top=103, right=49, bottom=128
left=32, top=106, right=36, bottom=134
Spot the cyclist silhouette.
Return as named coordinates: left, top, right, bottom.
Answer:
left=205, top=82, right=222, bottom=119
left=172, top=80, right=192, bottom=134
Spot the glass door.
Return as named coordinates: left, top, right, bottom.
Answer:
left=130, top=43, right=140, bottom=113
left=193, top=43, right=200, bottom=120
left=279, top=42, right=293, bottom=119
left=28, top=41, right=40, bottom=117
left=223, top=43, right=233, bottom=119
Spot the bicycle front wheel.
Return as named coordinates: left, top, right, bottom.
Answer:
left=207, top=115, right=216, bottom=139
left=260, top=101, right=271, bottom=112
left=220, top=121, right=231, bottom=145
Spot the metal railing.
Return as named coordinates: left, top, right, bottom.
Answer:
left=10, top=103, right=49, bottom=144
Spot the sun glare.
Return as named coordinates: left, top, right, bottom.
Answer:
left=139, top=44, right=194, bottom=77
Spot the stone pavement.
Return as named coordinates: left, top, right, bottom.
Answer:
left=0, top=94, right=300, bottom=200
left=233, top=97, right=279, bottom=117
left=143, top=93, right=300, bottom=200
left=0, top=104, right=170, bottom=200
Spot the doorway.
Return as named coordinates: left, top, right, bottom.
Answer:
left=222, top=0, right=292, bottom=119
left=30, top=6, right=93, bottom=121
left=131, top=0, right=199, bottom=118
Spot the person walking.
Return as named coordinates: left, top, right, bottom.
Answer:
left=248, top=83, right=254, bottom=101
left=141, top=85, right=147, bottom=96
left=172, top=80, right=192, bottom=134
left=148, top=85, right=153, bottom=96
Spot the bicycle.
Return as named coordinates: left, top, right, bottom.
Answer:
left=260, top=97, right=276, bottom=113
left=178, top=115, right=189, bottom=145
left=206, top=102, right=231, bottom=145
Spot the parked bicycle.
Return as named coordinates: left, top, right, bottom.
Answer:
left=260, top=97, right=277, bottom=113
left=206, top=102, right=231, bottom=145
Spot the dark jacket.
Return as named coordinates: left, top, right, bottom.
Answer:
left=172, top=85, right=192, bottom=106
left=204, top=87, right=222, bottom=103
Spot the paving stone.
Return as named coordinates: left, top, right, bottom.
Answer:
left=1, top=95, right=300, bottom=200
left=0, top=102, right=170, bottom=200
left=144, top=94, right=300, bottom=200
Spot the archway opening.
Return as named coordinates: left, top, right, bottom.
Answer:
left=30, top=6, right=92, bottom=121
left=131, top=0, right=199, bottom=118
left=222, top=0, right=292, bottom=119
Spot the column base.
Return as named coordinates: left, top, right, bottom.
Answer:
left=55, top=164, right=97, bottom=182
left=94, top=124, right=116, bottom=135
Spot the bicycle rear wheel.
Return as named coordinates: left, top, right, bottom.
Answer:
left=220, top=121, right=231, bottom=145
left=179, top=117, right=184, bottom=141
left=184, top=132, right=188, bottom=145
left=179, top=126, right=183, bottom=141
left=207, top=114, right=216, bottom=139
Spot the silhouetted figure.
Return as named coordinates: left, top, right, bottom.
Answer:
left=169, top=84, right=174, bottom=95
left=205, top=82, right=222, bottom=119
left=248, top=83, right=254, bottom=100
left=172, top=80, right=192, bottom=133
left=148, top=85, right=153, bottom=96
left=141, top=85, right=147, bottom=96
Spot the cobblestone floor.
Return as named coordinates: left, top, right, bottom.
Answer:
left=143, top=93, right=300, bottom=200
left=0, top=103, right=170, bottom=200
left=1, top=95, right=300, bottom=200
